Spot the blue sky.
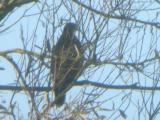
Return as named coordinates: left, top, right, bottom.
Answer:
left=0, top=0, right=160, bottom=119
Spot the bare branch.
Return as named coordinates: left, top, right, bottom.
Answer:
left=0, top=81, right=159, bottom=92
left=0, top=48, right=45, bottom=58
left=73, top=0, right=160, bottom=28
left=0, top=0, right=38, bottom=21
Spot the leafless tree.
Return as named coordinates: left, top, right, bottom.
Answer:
left=0, top=0, right=160, bottom=120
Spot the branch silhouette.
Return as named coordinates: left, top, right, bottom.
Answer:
left=0, top=0, right=38, bottom=21
left=73, top=0, right=160, bottom=28
left=0, top=81, right=159, bottom=91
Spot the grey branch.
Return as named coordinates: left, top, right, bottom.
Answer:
left=0, top=80, right=159, bottom=92
left=0, top=0, right=38, bottom=21
left=73, top=0, right=160, bottom=28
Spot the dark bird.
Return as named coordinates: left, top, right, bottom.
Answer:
left=51, top=23, right=84, bottom=107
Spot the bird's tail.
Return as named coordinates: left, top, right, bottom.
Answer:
left=54, top=88, right=66, bottom=107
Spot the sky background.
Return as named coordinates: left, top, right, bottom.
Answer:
left=0, top=0, right=160, bottom=119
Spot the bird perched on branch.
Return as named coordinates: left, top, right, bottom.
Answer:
left=51, top=23, right=84, bottom=107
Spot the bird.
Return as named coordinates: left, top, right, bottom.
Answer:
left=51, top=22, right=84, bottom=107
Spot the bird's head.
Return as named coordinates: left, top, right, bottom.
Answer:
left=63, top=22, right=78, bottom=37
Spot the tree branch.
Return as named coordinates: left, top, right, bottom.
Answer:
left=0, top=80, right=160, bottom=92
left=72, top=0, right=160, bottom=28
left=0, top=0, right=38, bottom=21
left=75, top=80, right=160, bottom=91
left=0, top=48, right=44, bottom=58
